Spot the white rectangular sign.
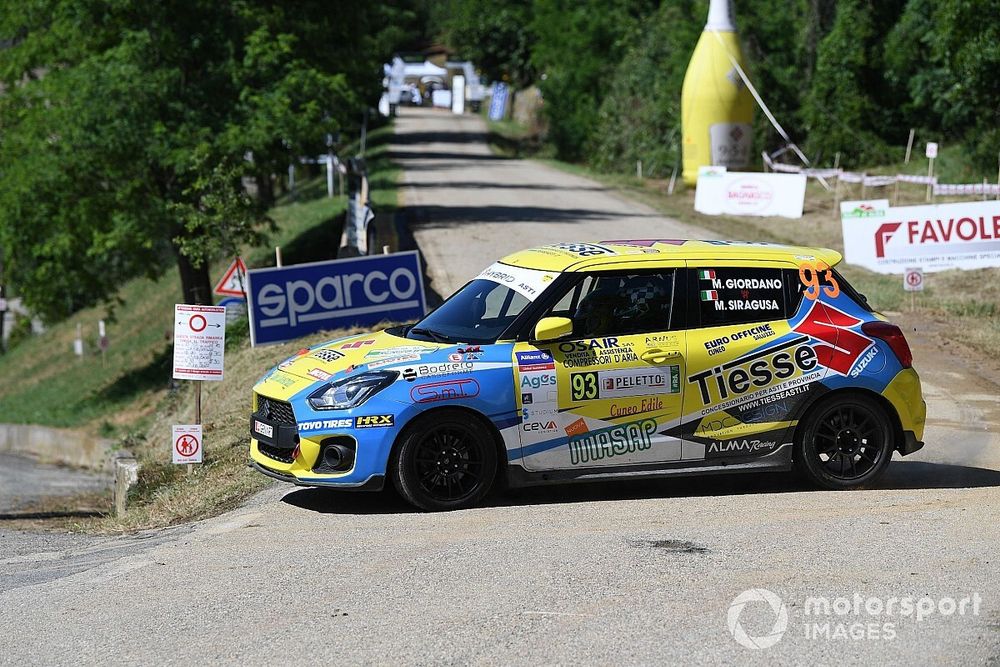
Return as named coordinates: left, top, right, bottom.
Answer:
left=904, top=267, right=924, bottom=292
left=840, top=199, right=1000, bottom=273
left=695, top=167, right=807, bottom=219
left=172, top=424, right=203, bottom=464
left=925, top=142, right=938, bottom=159
left=172, top=304, right=226, bottom=381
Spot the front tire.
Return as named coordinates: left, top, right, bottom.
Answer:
left=795, top=394, right=894, bottom=489
left=392, top=410, right=498, bottom=511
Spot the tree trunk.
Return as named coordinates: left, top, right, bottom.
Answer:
left=173, top=245, right=213, bottom=305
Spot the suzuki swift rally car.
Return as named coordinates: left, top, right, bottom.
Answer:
left=249, top=240, right=926, bottom=511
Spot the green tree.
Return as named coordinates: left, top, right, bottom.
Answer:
left=0, top=1, right=405, bottom=320
left=801, top=0, right=902, bottom=165
left=434, top=0, right=536, bottom=86
left=531, top=0, right=656, bottom=162
left=590, top=1, right=702, bottom=174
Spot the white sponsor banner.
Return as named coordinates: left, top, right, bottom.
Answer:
left=476, top=263, right=558, bottom=301
left=695, top=168, right=807, bottom=219
left=840, top=199, right=1000, bottom=273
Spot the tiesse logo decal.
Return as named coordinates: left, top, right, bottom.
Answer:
left=571, top=372, right=600, bottom=400
left=354, top=415, right=394, bottom=428
left=569, top=419, right=657, bottom=466
left=688, top=338, right=819, bottom=405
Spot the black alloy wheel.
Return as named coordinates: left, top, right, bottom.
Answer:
left=392, top=410, right=498, bottom=511
left=795, top=394, right=894, bottom=489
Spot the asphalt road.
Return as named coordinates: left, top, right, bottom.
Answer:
left=0, top=453, right=109, bottom=514
left=0, top=108, right=997, bottom=665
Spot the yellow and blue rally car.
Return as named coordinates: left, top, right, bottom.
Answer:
left=249, top=240, right=926, bottom=511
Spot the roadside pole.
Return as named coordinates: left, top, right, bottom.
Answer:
left=925, top=142, right=938, bottom=202
left=171, top=304, right=225, bottom=479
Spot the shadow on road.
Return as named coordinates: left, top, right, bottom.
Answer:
left=402, top=180, right=607, bottom=192
left=389, top=150, right=510, bottom=162
left=408, top=204, right=655, bottom=227
left=280, top=460, right=1000, bottom=516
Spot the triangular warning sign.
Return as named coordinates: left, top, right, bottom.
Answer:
left=214, top=257, right=248, bottom=298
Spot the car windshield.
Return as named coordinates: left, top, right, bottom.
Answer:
left=406, top=263, right=557, bottom=344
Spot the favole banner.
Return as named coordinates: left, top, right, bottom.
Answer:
left=246, top=252, right=427, bottom=346
left=840, top=199, right=1000, bottom=273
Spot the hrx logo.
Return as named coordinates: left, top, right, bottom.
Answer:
left=355, top=415, right=394, bottom=428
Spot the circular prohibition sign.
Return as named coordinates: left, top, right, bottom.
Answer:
left=906, top=271, right=923, bottom=288
left=175, top=434, right=200, bottom=457
left=188, top=314, right=208, bottom=332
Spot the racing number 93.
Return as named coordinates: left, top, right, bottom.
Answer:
left=799, top=260, right=840, bottom=300
left=571, top=372, right=599, bottom=401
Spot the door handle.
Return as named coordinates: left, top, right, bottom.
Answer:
left=641, top=348, right=682, bottom=364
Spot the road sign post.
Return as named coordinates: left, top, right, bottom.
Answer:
left=904, top=266, right=923, bottom=312
left=172, top=304, right=226, bottom=469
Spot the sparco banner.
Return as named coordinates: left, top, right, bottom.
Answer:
left=840, top=199, right=1000, bottom=273
left=246, top=251, right=427, bottom=346
left=695, top=167, right=807, bottom=219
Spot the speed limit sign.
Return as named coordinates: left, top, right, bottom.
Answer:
left=904, top=267, right=924, bottom=292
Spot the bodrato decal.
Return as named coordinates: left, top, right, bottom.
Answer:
left=569, top=419, right=657, bottom=465
left=688, top=337, right=819, bottom=404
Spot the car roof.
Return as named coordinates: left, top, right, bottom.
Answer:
left=499, top=240, right=843, bottom=273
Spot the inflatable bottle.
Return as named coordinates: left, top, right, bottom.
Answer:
left=681, top=0, right=754, bottom=186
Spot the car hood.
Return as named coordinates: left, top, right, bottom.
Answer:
left=269, top=330, right=445, bottom=385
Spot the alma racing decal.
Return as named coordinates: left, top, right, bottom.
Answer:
left=706, top=437, right=780, bottom=458
left=568, top=418, right=657, bottom=466
left=410, top=378, right=480, bottom=403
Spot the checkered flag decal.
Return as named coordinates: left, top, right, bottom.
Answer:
left=311, top=348, right=344, bottom=363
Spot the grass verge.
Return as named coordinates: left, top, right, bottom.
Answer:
left=0, top=124, right=401, bottom=531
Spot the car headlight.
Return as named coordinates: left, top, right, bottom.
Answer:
left=307, top=371, right=397, bottom=410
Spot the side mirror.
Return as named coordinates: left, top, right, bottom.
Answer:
left=533, top=316, right=573, bottom=342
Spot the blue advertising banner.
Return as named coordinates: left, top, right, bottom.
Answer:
left=488, top=82, right=509, bottom=121
left=246, top=251, right=427, bottom=346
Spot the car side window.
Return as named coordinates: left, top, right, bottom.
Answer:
left=540, top=271, right=676, bottom=338
left=692, top=267, right=787, bottom=327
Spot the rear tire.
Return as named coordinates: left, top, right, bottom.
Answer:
left=391, top=410, right=498, bottom=511
left=794, top=394, right=893, bottom=489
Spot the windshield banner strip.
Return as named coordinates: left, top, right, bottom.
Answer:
left=476, top=263, right=558, bottom=302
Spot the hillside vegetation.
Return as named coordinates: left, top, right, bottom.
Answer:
left=439, top=0, right=1000, bottom=180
